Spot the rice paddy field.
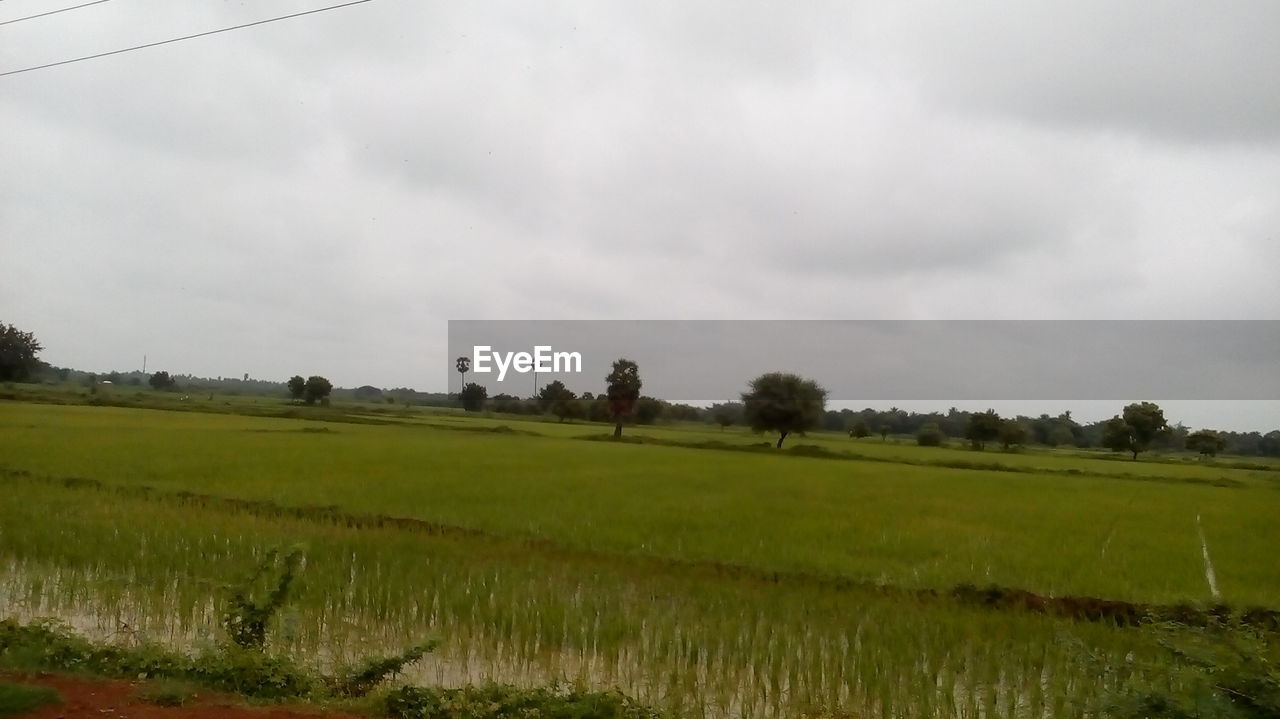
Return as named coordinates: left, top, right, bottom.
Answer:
left=2, top=397, right=1278, bottom=718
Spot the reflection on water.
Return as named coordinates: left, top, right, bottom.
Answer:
left=0, top=557, right=1129, bottom=719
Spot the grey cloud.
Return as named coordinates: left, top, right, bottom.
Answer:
left=2, top=0, right=1278, bottom=405
left=868, top=1, right=1280, bottom=142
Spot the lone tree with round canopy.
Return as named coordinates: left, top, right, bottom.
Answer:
left=605, top=358, right=642, bottom=437
left=1101, top=401, right=1170, bottom=460
left=741, top=372, right=827, bottom=448
left=303, top=375, right=333, bottom=405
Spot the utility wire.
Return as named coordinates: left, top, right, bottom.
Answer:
left=0, top=0, right=373, bottom=77
left=1, top=0, right=113, bottom=27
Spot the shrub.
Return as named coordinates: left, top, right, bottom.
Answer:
left=221, top=546, right=304, bottom=650
left=916, top=423, right=945, bottom=447
left=331, top=641, right=441, bottom=698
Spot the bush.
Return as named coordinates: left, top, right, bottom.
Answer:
left=331, top=641, right=441, bottom=697
left=916, top=423, right=945, bottom=447
left=0, top=618, right=312, bottom=699
left=190, top=646, right=316, bottom=699
left=221, top=546, right=304, bottom=650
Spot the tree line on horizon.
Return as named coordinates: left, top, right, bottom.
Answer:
left=1, top=320, right=1276, bottom=458
left=451, top=355, right=1280, bottom=459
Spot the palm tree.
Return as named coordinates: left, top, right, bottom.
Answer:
left=455, top=356, right=471, bottom=393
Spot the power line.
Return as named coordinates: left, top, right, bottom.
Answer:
left=0, top=0, right=113, bottom=27
left=0, top=0, right=374, bottom=77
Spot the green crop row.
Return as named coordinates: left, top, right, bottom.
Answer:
left=2, top=402, right=1276, bottom=605
left=0, top=476, right=1175, bottom=718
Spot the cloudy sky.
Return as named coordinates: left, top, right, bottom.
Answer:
left=3, top=1, right=1278, bottom=427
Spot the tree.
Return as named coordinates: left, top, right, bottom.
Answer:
left=916, top=422, right=945, bottom=447
left=1186, top=429, right=1227, bottom=458
left=848, top=420, right=870, bottom=439
left=303, top=376, right=333, bottom=405
left=149, top=371, right=176, bottom=391
left=710, top=402, right=742, bottom=431
left=741, top=372, right=827, bottom=449
left=1261, top=431, right=1280, bottom=458
left=605, top=358, right=642, bottom=438
left=554, top=397, right=584, bottom=422
left=287, top=375, right=306, bottom=403
left=537, top=379, right=570, bottom=411
left=537, top=380, right=579, bottom=422
left=1155, top=421, right=1189, bottom=451
left=965, top=409, right=1002, bottom=450
left=1102, top=401, right=1170, bottom=460
left=455, top=356, right=471, bottom=393
left=0, top=322, right=43, bottom=382
left=459, top=382, right=487, bottom=412
left=998, top=420, right=1029, bottom=450
left=634, top=396, right=663, bottom=425
left=489, top=393, right=522, bottom=414
left=666, top=403, right=703, bottom=422
left=586, top=394, right=612, bottom=423
left=1048, top=425, right=1076, bottom=448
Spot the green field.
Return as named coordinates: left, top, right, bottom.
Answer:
left=1, top=398, right=1277, bottom=717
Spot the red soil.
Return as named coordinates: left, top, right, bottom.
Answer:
left=1, top=673, right=363, bottom=719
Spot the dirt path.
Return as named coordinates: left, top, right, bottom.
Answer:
left=0, top=673, right=364, bottom=719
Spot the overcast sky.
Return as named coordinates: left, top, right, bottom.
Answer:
left=3, top=1, right=1278, bottom=429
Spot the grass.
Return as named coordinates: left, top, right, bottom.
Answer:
left=0, top=477, right=1152, bottom=718
left=0, top=681, right=60, bottom=717
left=1, top=396, right=1278, bottom=718
left=135, top=679, right=200, bottom=707
left=1, top=402, right=1276, bottom=605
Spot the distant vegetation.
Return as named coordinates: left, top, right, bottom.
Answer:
left=2, top=319, right=1279, bottom=458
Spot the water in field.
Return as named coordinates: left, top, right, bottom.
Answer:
left=1, top=540, right=1140, bottom=719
